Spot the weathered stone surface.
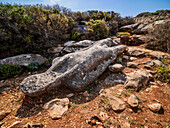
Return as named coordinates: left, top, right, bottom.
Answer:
left=127, top=94, right=139, bottom=107
left=43, top=98, right=69, bottom=119
left=48, top=47, right=64, bottom=54
left=0, top=54, right=47, bottom=66
left=127, top=48, right=145, bottom=57
left=8, top=121, right=21, bottom=128
left=65, top=40, right=94, bottom=47
left=125, top=69, right=152, bottom=90
left=64, top=41, right=76, bottom=47
left=63, top=47, right=82, bottom=53
left=119, top=23, right=140, bottom=32
left=127, top=62, right=138, bottom=68
left=20, top=38, right=126, bottom=96
left=109, top=64, right=123, bottom=72
left=104, top=73, right=126, bottom=86
left=100, top=94, right=126, bottom=111
left=148, top=103, right=162, bottom=112
left=131, top=35, right=146, bottom=45
left=0, top=111, right=10, bottom=120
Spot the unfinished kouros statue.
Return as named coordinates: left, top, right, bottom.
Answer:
left=20, top=38, right=126, bottom=96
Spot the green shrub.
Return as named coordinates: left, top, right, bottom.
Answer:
left=155, top=64, right=169, bottom=83
left=117, top=32, right=131, bottom=38
left=0, top=64, right=23, bottom=79
left=86, top=19, right=109, bottom=40
left=26, top=62, right=40, bottom=70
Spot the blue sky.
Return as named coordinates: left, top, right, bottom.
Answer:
left=1, top=0, right=170, bottom=17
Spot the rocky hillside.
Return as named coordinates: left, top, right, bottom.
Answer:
left=0, top=4, right=170, bottom=128
left=0, top=37, right=169, bottom=128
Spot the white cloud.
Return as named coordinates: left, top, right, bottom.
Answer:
left=50, top=0, right=61, bottom=4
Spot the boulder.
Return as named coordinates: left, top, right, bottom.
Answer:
left=0, top=54, right=47, bottom=66
left=43, top=98, right=69, bottom=119
left=20, top=38, right=126, bottom=96
left=148, top=103, right=162, bottom=112
left=109, top=64, right=123, bottom=72
left=104, top=73, right=126, bottom=86
left=127, top=94, right=139, bottom=107
left=125, top=69, right=152, bottom=91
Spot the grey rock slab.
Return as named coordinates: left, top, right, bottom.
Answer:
left=104, top=73, right=126, bottom=86
left=20, top=38, right=126, bottom=96
left=125, top=69, right=152, bottom=91
left=148, top=103, right=162, bottom=112
left=127, top=49, right=145, bottom=57
left=43, top=98, right=69, bottom=119
left=64, top=41, right=76, bottom=47
left=0, top=54, right=47, bottom=66
left=109, top=64, right=123, bottom=72
left=127, top=94, right=139, bottom=107
left=127, top=62, right=138, bottom=68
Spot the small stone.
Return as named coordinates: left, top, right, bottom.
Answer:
left=127, top=94, right=139, bottom=107
left=99, top=111, right=109, bottom=121
left=153, top=60, right=162, bottom=66
left=8, top=121, right=21, bottom=128
left=43, top=98, right=69, bottom=119
left=123, top=55, right=130, bottom=61
left=83, top=91, right=90, bottom=97
left=0, top=111, right=10, bottom=120
left=96, top=122, right=102, bottom=125
left=66, top=93, right=74, bottom=98
left=109, top=64, right=123, bottom=72
left=148, top=103, right=162, bottom=112
left=130, top=57, right=137, bottom=61
left=127, top=62, right=138, bottom=68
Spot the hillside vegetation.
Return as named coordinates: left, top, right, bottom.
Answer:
left=0, top=4, right=134, bottom=58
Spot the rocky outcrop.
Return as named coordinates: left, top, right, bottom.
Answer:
left=0, top=54, right=47, bottom=66
left=125, top=69, right=152, bottom=91
left=20, top=38, right=126, bottom=96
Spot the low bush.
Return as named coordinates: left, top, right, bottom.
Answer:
left=0, top=64, right=23, bottom=79
left=117, top=32, right=131, bottom=38
left=85, top=19, right=109, bottom=40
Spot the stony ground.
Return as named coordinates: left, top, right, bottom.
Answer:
left=0, top=46, right=170, bottom=128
